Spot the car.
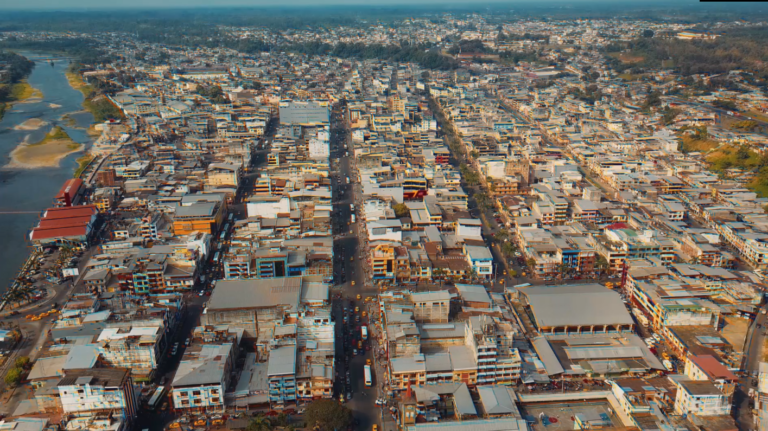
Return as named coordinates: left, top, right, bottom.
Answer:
left=362, top=311, right=367, bottom=317
left=366, top=359, right=372, bottom=365
left=356, top=294, right=362, bottom=300
left=351, top=280, right=356, bottom=286
left=353, top=349, right=358, bottom=355
left=185, top=338, right=190, bottom=346
left=355, top=306, right=360, bottom=313
left=373, top=426, right=378, bottom=431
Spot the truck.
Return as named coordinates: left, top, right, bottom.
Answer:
left=361, top=325, right=368, bottom=341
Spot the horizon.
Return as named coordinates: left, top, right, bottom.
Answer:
left=0, top=0, right=704, bottom=11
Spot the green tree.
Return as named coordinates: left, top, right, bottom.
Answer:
left=494, top=230, right=510, bottom=243
left=393, top=203, right=410, bottom=218
left=596, top=255, right=610, bottom=276
left=5, top=367, right=22, bottom=387
left=15, top=356, right=30, bottom=369
left=304, top=399, right=352, bottom=431
left=501, top=241, right=517, bottom=257
left=642, top=29, right=655, bottom=38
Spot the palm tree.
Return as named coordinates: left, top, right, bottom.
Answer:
left=246, top=415, right=273, bottom=431
left=595, top=255, right=610, bottom=278
left=433, top=267, right=446, bottom=287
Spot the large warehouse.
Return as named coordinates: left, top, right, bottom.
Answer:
left=29, top=205, right=99, bottom=248
left=522, top=284, right=635, bottom=335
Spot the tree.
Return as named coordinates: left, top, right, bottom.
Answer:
left=304, top=399, right=352, bottom=431
left=642, top=30, right=655, bottom=38
left=246, top=415, right=272, bottom=431
left=4, top=367, right=21, bottom=387
left=494, top=230, right=510, bottom=243
left=15, top=356, right=30, bottom=370
left=596, top=255, right=610, bottom=276
left=526, top=258, right=537, bottom=270
left=393, top=203, right=410, bottom=219
left=501, top=241, right=517, bottom=257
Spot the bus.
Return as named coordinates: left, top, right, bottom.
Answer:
left=147, top=386, right=165, bottom=410
left=351, top=214, right=356, bottom=224
left=363, top=365, right=372, bottom=387
left=212, top=252, right=221, bottom=265
left=513, top=283, right=532, bottom=289
left=361, top=325, right=368, bottom=341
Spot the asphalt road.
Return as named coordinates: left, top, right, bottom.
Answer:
left=329, top=101, right=382, bottom=430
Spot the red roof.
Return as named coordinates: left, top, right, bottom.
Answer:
left=690, top=355, right=737, bottom=381
left=605, top=222, right=629, bottom=230
left=38, top=217, right=93, bottom=229
left=55, top=178, right=84, bottom=200
left=42, top=205, right=98, bottom=220
left=30, top=225, right=89, bottom=241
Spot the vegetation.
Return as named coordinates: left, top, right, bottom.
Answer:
left=30, top=126, right=73, bottom=147
left=604, top=27, right=768, bottom=83
left=196, top=84, right=228, bottom=104
left=304, top=399, right=352, bottom=431
left=4, top=367, right=21, bottom=387
left=678, top=126, right=719, bottom=153
left=0, top=51, right=35, bottom=120
left=74, top=154, right=95, bottom=178
left=393, top=203, right=410, bottom=218
left=4, top=356, right=30, bottom=388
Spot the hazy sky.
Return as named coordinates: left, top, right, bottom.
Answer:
left=0, top=0, right=665, bottom=11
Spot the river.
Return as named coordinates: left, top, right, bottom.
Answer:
left=0, top=53, right=95, bottom=291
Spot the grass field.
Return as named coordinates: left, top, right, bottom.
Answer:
left=65, top=71, right=93, bottom=98
left=73, top=154, right=95, bottom=178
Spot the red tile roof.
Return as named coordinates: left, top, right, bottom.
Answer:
left=690, top=355, right=737, bottom=381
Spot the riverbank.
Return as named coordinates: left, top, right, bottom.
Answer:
left=65, top=70, right=123, bottom=123
left=64, top=71, right=93, bottom=98
left=0, top=80, right=44, bottom=121
left=7, top=126, right=84, bottom=169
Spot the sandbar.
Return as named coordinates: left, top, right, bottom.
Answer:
left=13, top=118, right=48, bottom=131
left=6, top=126, right=84, bottom=169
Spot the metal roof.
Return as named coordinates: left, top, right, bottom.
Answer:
left=524, top=284, right=634, bottom=328
left=267, top=345, right=296, bottom=377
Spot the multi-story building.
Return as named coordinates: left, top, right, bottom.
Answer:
left=57, top=368, right=139, bottom=422
left=171, top=342, right=235, bottom=412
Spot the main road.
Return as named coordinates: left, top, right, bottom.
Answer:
left=329, top=100, right=387, bottom=431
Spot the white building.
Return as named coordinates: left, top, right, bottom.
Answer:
left=57, top=368, right=139, bottom=422
left=171, top=343, right=234, bottom=412
left=246, top=196, right=292, bottom=219
left=673, top=379, right=730, bottom=417
left=367, top=220, right=403, bottom=242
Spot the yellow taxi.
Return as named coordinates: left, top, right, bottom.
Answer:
left=356, top=294, right=362, bottom=300
left=351, top=281, right=356, bottom=286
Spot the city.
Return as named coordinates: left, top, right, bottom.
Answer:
left=0, top=2, right=766, bottom=431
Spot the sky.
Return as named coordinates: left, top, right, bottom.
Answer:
left=0, top=0, right=674, bottom=11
